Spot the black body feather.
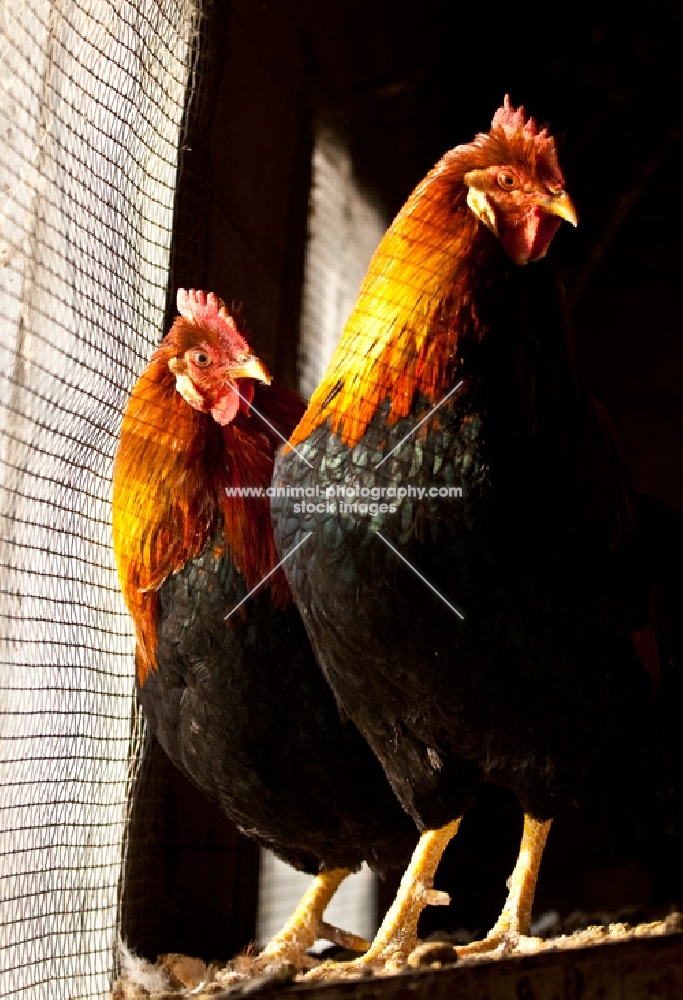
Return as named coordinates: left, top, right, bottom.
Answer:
left=272, top=258, right=680, bottom=860
left=138, top=519, right=417, bottom=875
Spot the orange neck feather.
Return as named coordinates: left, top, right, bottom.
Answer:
left=289, top=151, right=484, bottom=449
left=113, top=358, right=292, bottom=684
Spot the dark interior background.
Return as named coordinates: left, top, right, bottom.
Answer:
left=122, top=0, right=683, bottom=961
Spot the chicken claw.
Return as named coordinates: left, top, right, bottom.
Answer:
left=456, top=815, right=551, bottom=957
left=408, top=814, right=552, bottom=968
left=304, top=819, right=460, bottom=979
left=253, top=868, right=364, bottom=974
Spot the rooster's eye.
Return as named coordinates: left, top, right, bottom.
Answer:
left=497, top=171, right=517, bottom=190
left=192, top=351, right=211, bottom=368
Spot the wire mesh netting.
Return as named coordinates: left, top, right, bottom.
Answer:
left=0, top=0, right=198, bottom=995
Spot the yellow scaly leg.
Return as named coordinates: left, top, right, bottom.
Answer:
left=409, top=814, right=551, bottom=968
left=254, top=867, right=368, bottom=973
left=457, top=814, right=551, bottom=955
left=305, top=818, right=460, bottom=979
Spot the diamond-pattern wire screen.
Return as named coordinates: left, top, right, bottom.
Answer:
left=0, top=1, right=198, bottom=996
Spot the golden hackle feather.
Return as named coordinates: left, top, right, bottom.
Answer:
left=113, top=347, right=292, bottom=686
left=288, top=98, right=564, bottom=452
left=289, top=153, right=479, bottom=451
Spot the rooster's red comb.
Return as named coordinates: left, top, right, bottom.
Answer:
left=491, top=95, right=564, bottom=188
left=176, top=288, right=250, bottom=351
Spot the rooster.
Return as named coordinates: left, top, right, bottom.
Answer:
left=112, top=288, right=416, bottom=972
left=272, top=98, right=680, bottom=975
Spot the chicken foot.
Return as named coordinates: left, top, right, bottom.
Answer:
left=304, top=818, right=460, bottom=979
left=410, top=814, right=552, bottom=967
left=253, top=867, right=368, bottom=973
left=459, top=814, right=551, bottom=955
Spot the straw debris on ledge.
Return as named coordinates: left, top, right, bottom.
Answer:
left=113, top=911, right=683, bottom=999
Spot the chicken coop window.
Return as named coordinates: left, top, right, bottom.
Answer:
left=0, top=1, right=198, bottom=997
left=257, top=126, right=388, bottom=949
left=297, top=127, right=388, bottom=399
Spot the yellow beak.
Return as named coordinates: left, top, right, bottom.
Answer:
left=226, top=354, right=272, bottom=385
left=541, top=190, right=578, bottom=227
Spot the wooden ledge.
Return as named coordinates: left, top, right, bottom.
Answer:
left=114, top=920, right=683, bottom=1000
